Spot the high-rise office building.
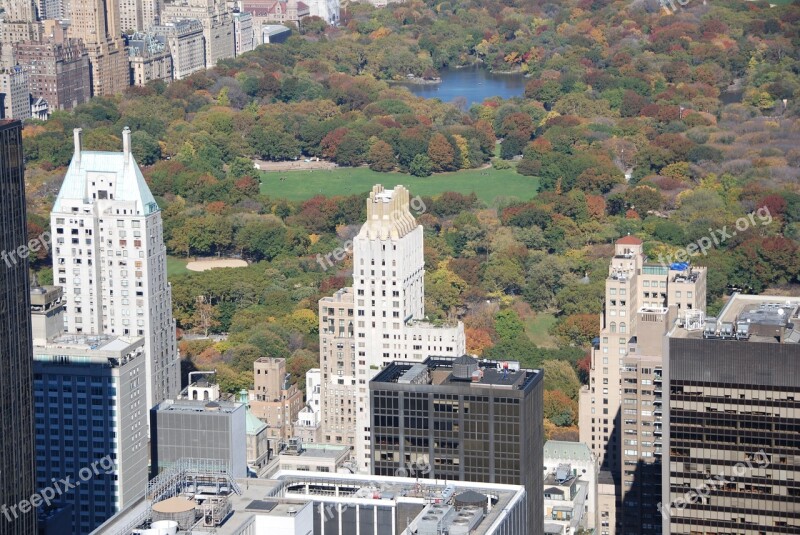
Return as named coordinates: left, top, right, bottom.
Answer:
left=370, top=355, right=544, bottom=532
left=0, top=119, right=37, bottom=535
left=31, top=284, right=148, bottom=534
left=50, top=127, right=180, bottom=411
left=68, top=0, right=129, bottom=96
left=318, top=185, right=465, bottom=472
left=662, top=293, right=800, bottom=535
left=577, top=236, right=706, bottom=535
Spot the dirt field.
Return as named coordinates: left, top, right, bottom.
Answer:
left=186, top=259, right=248, bottom=272
left=253, top=159, right=337, bottom=172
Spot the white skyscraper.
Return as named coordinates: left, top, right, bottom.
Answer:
left=51, top=127, right=180, bottom=411
left=319, top=185, right=466, bottom=472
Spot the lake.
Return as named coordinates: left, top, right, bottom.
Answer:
left=400, top=66, right=527, bottom=107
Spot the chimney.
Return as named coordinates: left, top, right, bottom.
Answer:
left=73, top=128, right=82, bottom=164
left=122, top=126, right=131, bottom=160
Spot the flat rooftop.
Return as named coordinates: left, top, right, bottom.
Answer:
left=155, top=398, right=242, bottom=414
left=95, top=471, right=525, bottom=535
left=372, top=356, right=540, bottom=392
left=670, top=293, right=800, bottom=343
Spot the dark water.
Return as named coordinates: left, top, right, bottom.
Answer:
left=401, top=66, right=527, bottom=107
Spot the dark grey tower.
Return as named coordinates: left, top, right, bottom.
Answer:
left=0, top=119, right=37, bottom=534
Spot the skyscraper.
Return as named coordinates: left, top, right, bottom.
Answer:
left=0, top=119, right=37, bottom=534
left=662, top=293, right=800, bottom=534
left=68, top=0, right=129, bottom=96
left=50, top=127, right=179, bottom=411
left=577, top=236, right=706, bottom=534
left=370, top=356, right=544, bottom=532
left=318, top=185, right=465, bottom=472
left=31, top=284, right=148, bottom=534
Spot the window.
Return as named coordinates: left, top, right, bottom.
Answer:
left=610, top=322, right=616, bottom=333
left=620, top=322, right=627, bottom=334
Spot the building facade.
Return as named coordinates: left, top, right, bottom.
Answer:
left=152, top=19, right=205, bottom=79
left=0, top=119, right=38, bottom=535
left=119, top=0, right=163, bottom=33
left=15, top=36, right=91, bottom=111
left=127, top=32, right=173, bottom=86
left=577, top=235, right=706, bottom=535
left=249, top=357, right=304, bottom=444
left=370, top=355, right=544, bottom=532
left=0, top=67, right=31, bottom=119
left=543, top=441, right=598, bottom=533
left=68, top=0, right=130, bottom=96
left=151, top=397, right=247, bottom=478
left=294, top=368, right=322, bottom=443
left=232, top=11, right=255, bottom=55
left=50, top=127, right=180, bottom=411
left=31, top=281, right=148, bottom=534
left=662, top=294, right=800, bottom=535
left=161, top=0, right=234, bottom=69
left=318, top=185, right=466, bottom=473
left=0, top=0, right=42, bottom=69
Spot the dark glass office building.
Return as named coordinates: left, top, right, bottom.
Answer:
left=663, top=295, right=800, bottom=535
left=0, top=119, right=37, bottom=535
left=370, top=356, right=544, bottom=534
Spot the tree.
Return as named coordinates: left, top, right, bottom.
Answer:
left=409, top=154, right=433, bottom=177
left=544, top=390, right=577, bottom=426
left=427, top=133, right=456, bottom=172
left=192, top=298, right=220, bottom=337
left=367, top=140, right=396, bottom=172
left=542, top=360, right=582, bottom=400
left=494, top=308, right=525, bottom=342
left=466, top=327, right=493, bottom=356
left=551, top=314, right=599, bottom=347
left=131, top=130, right=161, bottom=165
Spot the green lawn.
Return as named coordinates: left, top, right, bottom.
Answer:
left=167, top=256, right=190, bottom=277
left=259, top=166, right=539, bottom=206
left=524, top=312, right=559, bottom=348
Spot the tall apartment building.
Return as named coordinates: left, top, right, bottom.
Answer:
left=248, top=357, right=304, bottom=445
left=51, top=127, right=180, bottom=412
left=0, top=119, right=38, bottom=535
left=15, top=34, right=91, bottom=111
left=662, top=293, right=800, bottom=535
left=318, top=185, right=466, bottom=473
left=31, top=283, right=148, bottom=534
left=370, top=356, right=544, bottom=532
left=152, top=19, right=205, bottom=79
left=119, top=0, right=162, bottom=33
left=127, top=32, right=173, bottom=85
left=0, top=0, right=42, bottom=68
left=578, top=235, right=706, bottom=535
left=38, top=0, right=69, bottom=19
left=232, top=11, right=254, bottom=55
left=0, top=67, right=31, bottom=119
left=162, top=0, right=234, bottom=69
left=68, top=0, right=129, bottom=96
